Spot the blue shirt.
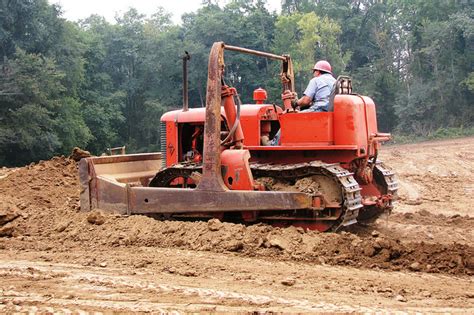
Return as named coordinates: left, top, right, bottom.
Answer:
left=303, top=73, right=336, bottom=111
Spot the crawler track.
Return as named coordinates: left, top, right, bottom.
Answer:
left=373, top=161, right=399, bottom=210
left=150, top=161, right=370, bottom=231
left=250, top=161, right=363, bottom=230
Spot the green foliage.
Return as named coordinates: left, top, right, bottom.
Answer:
left=394, top=10, right=474, bottom=134
left=0, top=104, right=60, bottom=165
left=6, top=49, right=65, bottom=107
left=428, top=127, right=474, bottom=140
left=281, top=0, right=316, bottom=14
left=54, top=97, right=92, bottom=153
left=182, top=1, right=277, bottom=104
left=81, top=93, right=125, bottom=154
left=0, top=48, right=93, bottom=165
left=392, top=126, right=474, bottom=144
left=0, top=0, right=62, bottom=57
left=272, top=12, right=348, bottom=96
left=0, top=50, right=62, bottom=164
left=1, top=0, right=473, bottom=166
left=462, top=72, right=474, bottom=92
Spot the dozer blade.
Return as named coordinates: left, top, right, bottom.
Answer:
left=79, top=153, right=163, bottom=214
left=79, top=153, right=316, bottom=215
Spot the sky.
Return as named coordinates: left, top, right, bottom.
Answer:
left=49, top=0, right=282, bottom=25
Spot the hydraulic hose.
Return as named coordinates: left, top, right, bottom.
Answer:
left=220, top=92, right=242, bottom=146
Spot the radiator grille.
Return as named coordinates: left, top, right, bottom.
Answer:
left=160, top=121, right=167, bottom=168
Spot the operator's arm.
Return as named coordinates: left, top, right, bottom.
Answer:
left=295, top=95, right=312, bottom=108
left=297, top=77, right=318, bottom=109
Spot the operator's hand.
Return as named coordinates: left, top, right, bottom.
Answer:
left=282, top=90, right=298, bottom=108
left=291, top=98, right=299, bottom=109
left=282, top=90, right=299, bottom=112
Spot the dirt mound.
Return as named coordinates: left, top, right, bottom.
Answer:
left=0, top=156, right=472, bottom=275
left=69, top=147, right=92, bottom=162
left=0, top=157, right=80, bottom=238
left=86, top=215, right=471, bottom=275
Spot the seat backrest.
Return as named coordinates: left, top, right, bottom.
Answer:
left=328, top=75, right=353, bottom=111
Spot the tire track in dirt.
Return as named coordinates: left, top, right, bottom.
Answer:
left=0, top=260, right=392, bottom=313
left=1, top=257, right=472, bottom=313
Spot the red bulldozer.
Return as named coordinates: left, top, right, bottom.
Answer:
left=79, top=42, right=398, bottom=232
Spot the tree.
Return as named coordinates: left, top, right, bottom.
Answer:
left=272, top=12, right=348, bottom=95
left=104, top=9, right=148, bottom=147
left=394, top=4, right=474, bottom=134
left=281, top=0, right=315, bottom=15
left=1, top=0, right=473, bottom=166
left=0, top=49, right=91, bottom=165
left=182, top=1, right=277, bottom=104
left=79, top=15, right=126, bottom=153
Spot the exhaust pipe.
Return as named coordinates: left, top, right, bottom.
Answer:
left=182, top=51, right=191, bottom=112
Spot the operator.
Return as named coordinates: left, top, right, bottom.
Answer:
left=290, top=60, right=336, bottom=112
left=267, top=60, right=336, bottom=146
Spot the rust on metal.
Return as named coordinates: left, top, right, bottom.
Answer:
left=128, top=187, right=313, bottom=213
left=224, top=44, right=287, bottom=61
left=258, top=216, right=340, bottom=221
left=83, top=153, right=161, bottom=165
left=197, top=42, right=298, bottom=192
left=76, top=41, right=398, bottom=233
left=78, top=158, right=91, bottom=212
left=370, top=132, right=391, bottom=142
left=280, top=55, right=295, bottom=93
left=80, top=155, right=324, bottom=216
left=107, top=146, right=126, bottom=155
left=197, top=42, right=227, bottom=192
left=79, top=154, right=162, bottom=212
left=224, top=44, right=294, bottom=93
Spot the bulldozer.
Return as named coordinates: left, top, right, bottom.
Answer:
left=79, top=42, right=398, bottom=232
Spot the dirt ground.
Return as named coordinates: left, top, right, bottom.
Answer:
left=0, top=137, right=473, bottom=313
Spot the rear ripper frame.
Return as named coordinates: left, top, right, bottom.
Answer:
left=79, top=42, right=322, bottom=216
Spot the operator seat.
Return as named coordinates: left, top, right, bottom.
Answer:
left=328, top=76, right=352, bottom=112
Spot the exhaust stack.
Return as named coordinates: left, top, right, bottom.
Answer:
left=182, top=51, right=191, bottom=112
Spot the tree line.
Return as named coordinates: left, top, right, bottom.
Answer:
left=1, top=0, right=473, bottom=166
